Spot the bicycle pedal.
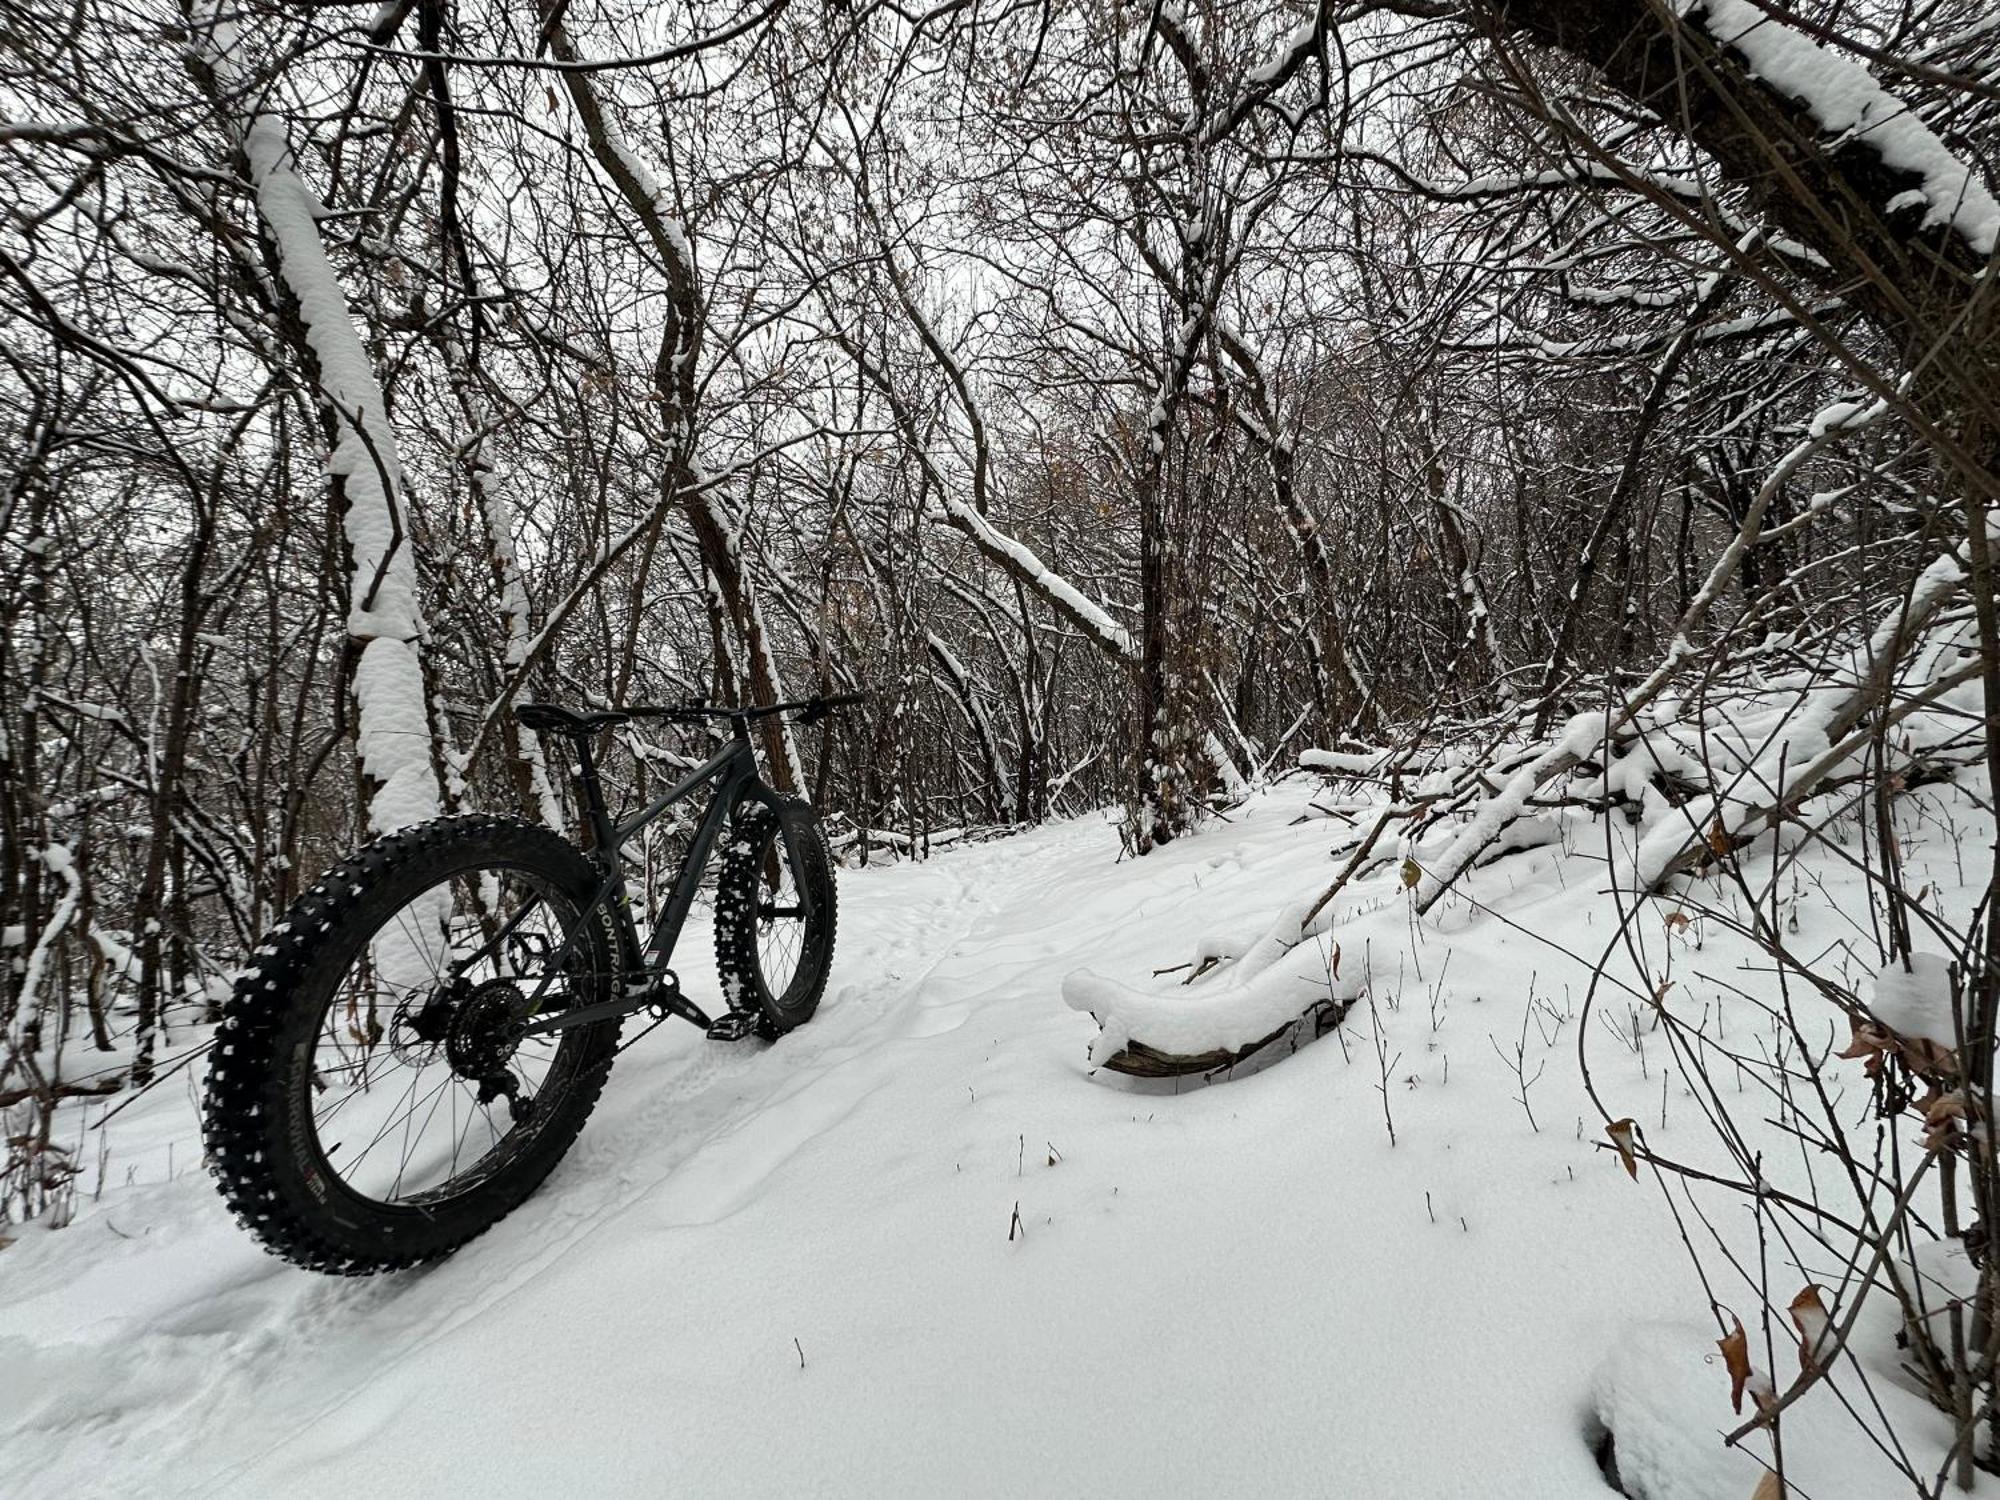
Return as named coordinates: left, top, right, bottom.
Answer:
left=705, top=1011, right=760, bottom=1042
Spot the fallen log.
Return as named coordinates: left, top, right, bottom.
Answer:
left=1097, top=996, right=1352, bottom=1079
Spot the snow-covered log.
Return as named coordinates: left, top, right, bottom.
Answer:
left=1066, top=958, right=1363, bottom=1077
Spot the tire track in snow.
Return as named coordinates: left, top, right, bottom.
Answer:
left=98, top=829, right=1067, bottom=1499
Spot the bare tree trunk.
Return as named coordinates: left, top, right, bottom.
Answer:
left=533, top=4, right=799, bottom=791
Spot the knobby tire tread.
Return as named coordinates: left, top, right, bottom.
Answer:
left=713, top=803, right=838, bottom=1038
left=202, top=815, right=622, bottom=1275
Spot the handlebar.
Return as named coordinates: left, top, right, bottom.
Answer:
left=629, top=693, right=864, bottom=726
left=517, top=694, right=865, bottom=737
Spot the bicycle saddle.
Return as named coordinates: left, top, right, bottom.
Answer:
left=514, top=702, right=631, bottom=735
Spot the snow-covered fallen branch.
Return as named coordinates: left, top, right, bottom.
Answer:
left=1064, top=945, right=1363, bottom=1076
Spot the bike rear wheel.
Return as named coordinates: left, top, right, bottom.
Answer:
left=203, top=815, right=625, bottom=1274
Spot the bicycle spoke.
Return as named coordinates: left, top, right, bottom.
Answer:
left=205, top=813, right=640, bottom=1272
left=327, top=1065, right=431, bottom=1180
left=301, top=859, right=605, bottom=1206
left=388, top=1071, right=457, bottom=1201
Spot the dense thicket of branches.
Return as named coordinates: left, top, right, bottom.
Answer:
left=4, top=0, right=1996, bottom=1231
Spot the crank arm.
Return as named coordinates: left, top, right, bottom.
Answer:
left=518, top=981, right=714, bottom=1036
left=518, top=993, right=653, bottom=1035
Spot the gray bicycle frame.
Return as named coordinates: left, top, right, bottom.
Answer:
left=509, top=718, right=799, bottom=1039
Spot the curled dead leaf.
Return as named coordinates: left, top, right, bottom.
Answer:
left=1399, top=858, right=1421, bottom=890
left=1718, top=1316, right=1752, bottom=1414
left=1899, top=1032, right=1960, bottom=1080
left=1837, top=1012, right=1959, bottom=1086
left=1752, top=1470, right=1784, bottom=1500
left=1789, top=1285, right=1832, bottom=1373
left=1835, top=1014, right=1884, bottom=1066
left=1607, top=1119, right=1639, bottom=1179
left=1920, top=1088, right=1968, bottom=1152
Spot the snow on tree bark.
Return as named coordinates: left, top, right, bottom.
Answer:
left=193, top=6, right=441, bottom=839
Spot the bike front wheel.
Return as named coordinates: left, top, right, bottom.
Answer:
left=203, top=815, right=626, bottom=1274
left=713, top=800, right=837, bottom=1037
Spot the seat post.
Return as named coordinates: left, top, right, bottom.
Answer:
left=571, top=732, right=617, bottom=852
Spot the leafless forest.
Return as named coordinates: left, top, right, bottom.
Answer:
left=5, top=0, right=2000, bottom=1477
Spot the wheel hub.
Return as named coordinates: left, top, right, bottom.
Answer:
left=446, top=979, right=528, bottom=1079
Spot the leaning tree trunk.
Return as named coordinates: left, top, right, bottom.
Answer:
left=190, top=5, right=443, bottom=840
left=1475, top=0, right=1999, bottom=439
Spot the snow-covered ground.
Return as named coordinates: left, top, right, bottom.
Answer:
left=2, top=775, right=1990, bottom=1498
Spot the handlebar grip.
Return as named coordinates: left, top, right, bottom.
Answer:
left=795, top=692, right=865, bottom=725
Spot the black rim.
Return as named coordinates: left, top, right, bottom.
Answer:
left=753, top=831, right=816, bottom=1004
left=296, top=861, right=603, bottom=1207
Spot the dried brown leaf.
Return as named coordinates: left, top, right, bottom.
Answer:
left=1835, top=1016, right=1890, bottom=1080
left=1718, top=1317, right=1752, bottom=1414
left=1921, top=1089, right=1968, bottom=1151
left=1790, top=1285, right=1832, bottom=1373
left=1607, top=1119, right=1639, bottom=1180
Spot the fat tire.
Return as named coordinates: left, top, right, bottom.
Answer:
left=202, top=815, right=625, bottom=1275
left=713, top=801, right=837, bottom=1037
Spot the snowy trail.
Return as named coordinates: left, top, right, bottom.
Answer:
left=4, top=784, right=1970, bottom=1498
left=3, top=813, right=1132, bottom=1497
